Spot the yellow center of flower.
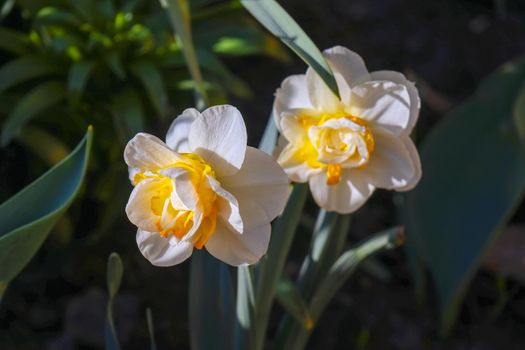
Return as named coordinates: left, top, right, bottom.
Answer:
left=298, top=114, right=374, bottom=185
left=133, top=153, right=218, bottom=249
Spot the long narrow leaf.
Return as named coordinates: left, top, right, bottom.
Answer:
left=106, top=252, right=123, bottom=350
left=130, top=62, right=167, bottom=117
left=0, top=27, right=30, bottom=54
left=0, top=56, right=58, bottom=94
left=254, top=184, right=308, bottom=350
left=241, top=0, right=338, bottom=96
left=234, top=265, right=255, bottom=349
left=68, top=61, right=95, bottom=97
left=189, top=250, right=234, bottom=350
left=1, top=81, right=66, bottom=146
left=286, top=227, right=404, bottom=350
left=160, top=0, right=209, bottom=108
left=0, top=127, right=92, bottom=284
left=275, top=278, right=312, bottom=330
left=146, top=308, right=158, bottom=350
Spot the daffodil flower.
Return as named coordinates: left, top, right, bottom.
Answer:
left=274, top=46, right=421, bottom=214
left=124, top=105, right=290, bottom=266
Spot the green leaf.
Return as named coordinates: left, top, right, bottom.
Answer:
left=111, top=89, right=145, bottom=139
left=105, top=252, right=123, bottom=350
left=105, top=52, right=127, bottom=79
left=35, top=6, right=82, bottom=27
left=0, top=128, right=92, bottom=284
left=286, top=227, right=404, bottom=350
left=276, top=278, right=313, bottom=330
left=107, top=252, right=123, bottom=300
left=254, top=184, right=308, bottom=350
left=1, top=81, right=66, bottom=146
left=0, top=56, right=59, bottom=94
left=404, top=57, right=525, bottom=334
left=513, top=82, right=525, bottom=147
left=146, top=308, right=158, bottom=350
left=234, top=265, right=255, bottom=349
left=0, top=0, right=15, bottom=23
left=189, top=250, right=234, bottom=350
left=160, top=0, right=209, bottom=108
left=67, top=61, right=95, bottom=97
left=0, top=27, right=30, bottom=54
left=258, top=113, right=278, bottom=155
left=241, top=0, right=338, bottom=97
left=130, top=61, right=167, bottom=117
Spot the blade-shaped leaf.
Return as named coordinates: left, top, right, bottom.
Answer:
left=67, top=61, right=95, bottom=97
left=189, top=250, right=235, bottom=350
left=130, top=61, right=167, bottom=117
left=0, top=56, right=58, bottom=94
left=160, top=0, right=209, bottom=109
left=0, top=127, right=92, bottom=284
left=285, top=227, right=404, bottom=350
left=276, top=278, right=313, bottom=330
left=241, top=0, right=338, bottom=96
left=234, top=265, right=255, bottom=349
left=0, top=27, right=30, bottom=55
left=35, top=6, right=82, bottom=27
left=1, top=81, right=66, bottom=146
left=146, top=308, right=158, bottom=350
left=106, top=252, right=123, bottom=350
left=404, top=56, right=525, bottom=334
left=254, top=184, right=308, bottom=350
left=111, top=89, right=145, bottom=140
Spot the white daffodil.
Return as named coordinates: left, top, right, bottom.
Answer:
left=124, top=105, right=289, bottom=266
left=274, top=46, right=421, bottom=214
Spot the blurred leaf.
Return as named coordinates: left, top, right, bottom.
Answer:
left=276, top=278, right=313, bottom=330
left=0, top=27, right=30, bottom=54
left=0, top=128, right=92, bottom=284
left=513, top=82, right=525, bottom=147
left=107, top=252, right=123, bottom=300
left=241, top=0, right=338, bottom=96
left=405, top=57, right=525, bottom=334
left=1, top=81, right=66, bottom=146
left=130, top=61, right=167, bottom=117
left=105, top=52, right=127, bottom=79
left=197, top=49, right=252, bottom=98
left=35, top=6, right=82, bottom=27
left=67, top=61, right=95, bottom=97
left=254, top=184, right=308, bottom=350
left=0, top=0, right=15, bottom=22
left=258, top=113, right=278, bottom=155
left=234, top=265, right=255, bottom=349
left=0, top=56, right=59, bottom=94
left=161, top=0, right=209, bottom=109
left=111, top=89, right=145, bottom=139
left=297, top=210, right=351, bottom=300
left=189, top=250, right=234, bottom=350
left=106, top=252, right=123, bottom=350
left=146, top=308, right=158, bottom=350
left=285, top=227, right=404, bottom=350
left=16, top=125, right=70, bottom=165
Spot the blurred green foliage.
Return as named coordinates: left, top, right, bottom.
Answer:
left=0, top=0, right=288, bottom=242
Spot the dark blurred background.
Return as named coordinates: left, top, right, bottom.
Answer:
left=1, top=0, right=525, bottom=349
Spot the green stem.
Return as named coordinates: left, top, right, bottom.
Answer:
left=253, top=184, right=308, bottom=350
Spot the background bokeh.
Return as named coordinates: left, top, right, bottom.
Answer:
left=1, top=0, right=525, bottom=349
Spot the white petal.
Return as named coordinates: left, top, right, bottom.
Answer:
left=309, top=170, right=375, bottom=214
left=158, top=167, right=199, bottom=210
left=370, top=70, right=420, bottom=135
left=277, top=143, right=322, bottom=183
left=205, top=175, right=243, bottom=234
left=306, top=67, right=343, bottom=113
left=125, top=179, right=162, bottom=232
left=205, top=199, right=271, bottom=266
left=323, top=46, right=370, bottom=104
left=280, top=112, right=308, bottom=145
left=136, top=229, right=193, bottom=266
left=350, top=79, right=414, bottom=136
left=124, top=133, right=181, bottom=170
left=166, top=108, right=200, bottom=152
left=273, top=74, right=313, bottom=130
left=361, top=128, right=421, bottom=191
left=221, top=147, right=290, bottom=221
left=189, top=105, right=247, bottom=176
